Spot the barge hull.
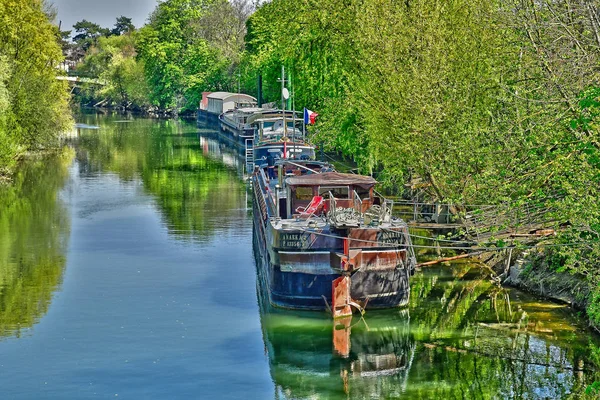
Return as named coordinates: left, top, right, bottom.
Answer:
left=253, top=201, right=410, bottom=311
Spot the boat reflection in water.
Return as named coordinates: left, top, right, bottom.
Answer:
left=198, top=125, right=247, bottom=175
left=254, top=233, right=415, bottom=399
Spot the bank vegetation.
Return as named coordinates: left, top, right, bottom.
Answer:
left=0, top=0, right=72, bottom=179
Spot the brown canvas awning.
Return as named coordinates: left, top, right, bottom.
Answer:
left=286, top=172, right=377, bottom=188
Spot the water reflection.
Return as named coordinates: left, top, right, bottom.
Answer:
left=253, top=229, right=413, bottom=398
left=197, top=124, right=246, bottom=176
left=254, top=226, right=600, bottom=399
left=74, top=112, right=247, bottom=242
left=406, top=262, right=598, bottom=399
left=0, top=150, right=73, bottom=338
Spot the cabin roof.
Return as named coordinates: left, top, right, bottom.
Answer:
left=247, top=110, right=302, bottom=125
left=286, top=172, right=377, bottom=188
left=207, top=92, right=257, bottom=102
left=223, top=107, right=264, bottom=114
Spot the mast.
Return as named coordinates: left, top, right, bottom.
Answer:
left=291, top=71, right=296, bottom=158
left=281, top=65, right=287, bottom=140
left=281, top=65, right=285, bottom=111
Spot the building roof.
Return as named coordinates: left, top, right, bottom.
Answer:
left=286, top=172, right=377, bottom=188
left=206, top=92, right=257, bottom=102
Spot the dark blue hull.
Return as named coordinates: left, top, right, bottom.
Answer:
left=269, top=268, right=409, bottom=309
left=219, top=116, right=255, bottom=146
left=252, top=197, right=410, bottom=311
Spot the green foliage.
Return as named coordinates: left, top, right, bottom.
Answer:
left=588, top=289, right=600, bottom=326
left=0, top=55, right=16, bottom=174
left=77, top=33, right=151, bottom=108
left=0, top=148, right=73, bottom=337
left=0, top=0, right=72, bottom=177
left=72, top=19, right=111, bottom=52
left=135, top=0, right=230, bottom=112
left=586, top=381, right=600, bottom=396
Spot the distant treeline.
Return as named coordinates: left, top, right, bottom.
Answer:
left=0, top=0, right=72, bottom=177
left=65, top=1, right=252, bottom=114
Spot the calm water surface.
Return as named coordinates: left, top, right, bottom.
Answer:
left=0, top=112, right=598, bottom=399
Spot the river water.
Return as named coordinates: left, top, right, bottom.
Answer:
left=0, top=112, right=598, bottom=399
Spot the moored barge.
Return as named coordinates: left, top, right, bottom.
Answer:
left=252, top=159, right=416, bottom=315
left=197, top=91, right=258, bottom=123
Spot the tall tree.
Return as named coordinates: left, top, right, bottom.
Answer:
left=136, top=0, right=223, bottom=111
left=112, top=16, right=135, bottom=36
left=72, top=19, right=111, bottom=56
left=77, top=33, right=151, bottom=108
left=0, top=0, right=72, bottom=176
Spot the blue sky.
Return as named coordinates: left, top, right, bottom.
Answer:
left=50, top=0, right=158, bottom=32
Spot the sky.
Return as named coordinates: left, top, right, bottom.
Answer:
left=50, top=0, right=159, bottom=32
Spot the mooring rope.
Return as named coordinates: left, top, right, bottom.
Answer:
left=297, top=224, right=596, bottom=252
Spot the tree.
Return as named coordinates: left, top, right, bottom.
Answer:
left=136, top=0, right=223, bottom=111
left=0, top=0, right=72, bottom=177
left=112, top=16, right=135, bottom=36
left=72, top=19, right=111, bottom=55
left=76, top=34, right=151, bottom=109
left=193, top=0, right=253, bottom=63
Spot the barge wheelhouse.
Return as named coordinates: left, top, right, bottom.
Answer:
left=252, top=161, right=416, bottom=312
left=197, top=91, right=257, bottom=123
left=219, top=107, right=264, bottom=144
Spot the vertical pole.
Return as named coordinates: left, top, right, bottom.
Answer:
left=276, top=186, right=280, bottom=217
left=281, top=65, right=285, bottom=111
left=281, top=65, right=287, bottom=138
left=291, top=71, right=296, bottom=158
left=257, top=74, right=262, bottom=107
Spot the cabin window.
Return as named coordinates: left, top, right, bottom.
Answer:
left=295, top=187, right=314, bottom=200
left=355, top=187, right=371, bottom=200
left=319, top=186, right=349, bottom=199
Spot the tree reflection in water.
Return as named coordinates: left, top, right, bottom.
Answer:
left=255, top=227, right=600, bottom=399
left=0, top=149, right=73, bottom=339
left=74, top=113, right=246, bottom=243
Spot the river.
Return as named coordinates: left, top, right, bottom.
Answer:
left=0, top=112, right=598, bottom=399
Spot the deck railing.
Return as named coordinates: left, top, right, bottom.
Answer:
left=254, top=168, right=277, bottom=219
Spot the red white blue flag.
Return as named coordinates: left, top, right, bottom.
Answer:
left=304, top=108, right=318, bottom=125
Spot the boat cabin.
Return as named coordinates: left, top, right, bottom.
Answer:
left=200, top=92, right=257, bottom=116
left=251, top=117, right=304, bottom=141
left=284, top=172, right=378, bottom=219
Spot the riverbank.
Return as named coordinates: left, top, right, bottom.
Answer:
left=482, top=248, right=599, bottom=333
left=72, top=100, right=198, bottom=119
left=0, top=148, right=74, bottom=185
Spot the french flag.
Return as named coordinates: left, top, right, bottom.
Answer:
left=304, top=108, right=318, bottom=125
